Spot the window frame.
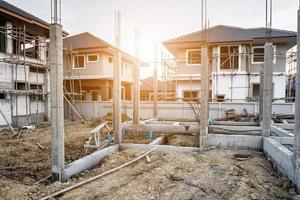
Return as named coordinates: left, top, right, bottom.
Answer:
left=218, top=45, right=241, bottom=71
left=251, top=45, right=276, bottom=64
left=87, top=53, right=99, bottom=63
left=108, top=56, right=113, bottom=64
left=73, top=55, right=86, bottom=69
left=186, top=49, right=201, bottom=66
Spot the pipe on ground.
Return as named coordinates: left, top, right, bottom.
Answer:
left=210, top=121, right=259, bottom=126
left=121, top=123, right=199, bottom=136
left=62, top=145, right=119, bottom=181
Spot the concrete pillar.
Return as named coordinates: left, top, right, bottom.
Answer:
left=294, top=6, right=300, bottom=163
left=133, top=64, right=140, bottom=124
left=5, top=22, right=12, bottom=54
left=259, top=66, right=264, bottom=119
left=153, top=47, right=158, bottom=118
left=262, top=42, right=274, bottom=137
left=113, top=11, right=122, bottom=144
left=49, top=24, right=64, bottom=181
left=200, top=45, right=209, bottom=151
left=133, top=28, right=140, bottom=125
left=104, top=80, right=110, bottom=101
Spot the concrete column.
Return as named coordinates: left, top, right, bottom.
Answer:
left=5, top=22, right=12, bottom=54
left=294, top=6, right=300, bottom=163
left=133, top=64, right=140, bottom=124
left=259, top=66, right=264, bottom=119
left=153, top=47, right=158, bottom=118
left=200, top=45, right=209, bottom=151
left=49, top=24, right=64, bottom=181
left=262, top=42, right=274, bottom=137
left=38, top=36, right=47, bottom=64
left=113, top=11, right=122, bottom=144
left=133, top=28, right=140, bottom=125
left=104, top=81, right=110, bottom=101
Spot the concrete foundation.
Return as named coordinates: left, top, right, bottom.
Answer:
left=207, top=134, right=263, bottom=150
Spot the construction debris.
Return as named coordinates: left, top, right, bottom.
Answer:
left=215, top=109, right=258, bottom=122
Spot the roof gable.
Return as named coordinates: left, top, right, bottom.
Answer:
left=164, top=25, right=297, bottom=44
left=0, top=0, right=48, bottom=27
left=63, top=32, right=110, bottom=49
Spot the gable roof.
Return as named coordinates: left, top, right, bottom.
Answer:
left=164, top=25, right=297, bottom=44
left=63, top=32, right=148, bottom=66
left=0, top=1, right=68, bottom=36
left=0, top=0, right=48, bottom=28
left=63, top=32, right=110, bottom=49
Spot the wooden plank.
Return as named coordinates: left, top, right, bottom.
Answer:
left=0, top=108, right=15, bottom=134
left=91, top=123, right=107, bottom=134
left=64, top=95, right=87, bottom=124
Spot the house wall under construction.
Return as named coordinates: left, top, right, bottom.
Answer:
left=163, top=25, right=297, bottom=103
left=0, top=5, right=50, bottom=128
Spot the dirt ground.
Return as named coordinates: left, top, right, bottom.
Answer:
left=0, top=123, right=297, bottom=200
left=0, top=121, right=92, bottom=199
left=165, top=135, right=199, bottom=147
left=44, top=149, right=295, bottom=200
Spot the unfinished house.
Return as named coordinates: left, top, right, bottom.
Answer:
left=63, top=32, right=146, bottom=102
left=140, top=76, right=176, bottom=101
left=163, top=25, right=296, bottom=102
left=0, top=1, right=51, bottom=128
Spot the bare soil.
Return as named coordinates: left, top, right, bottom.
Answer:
left=165, top=135, right=199, bottom=147
left=0, top=123, right=296, bottom=200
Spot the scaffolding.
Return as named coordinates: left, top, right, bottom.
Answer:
left=160, top=49, right=177, bottom=101
left=0, top=24, right=48, bottom=128
left=160, top=44, right=295, bottom=103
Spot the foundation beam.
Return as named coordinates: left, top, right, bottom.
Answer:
left=262, top=42, right=274, bottom=137
left=49, top=23, right=65, bottom=181
left=113, top=10, right=122, bottom=144
left=200, top=45, right=209, bottom=150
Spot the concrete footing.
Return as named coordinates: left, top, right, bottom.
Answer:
left=263, top=137, right=294, bottom=179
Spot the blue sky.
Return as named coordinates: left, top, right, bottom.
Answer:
left=6, top=0, right=299, bottom=77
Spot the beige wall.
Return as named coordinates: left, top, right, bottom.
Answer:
left=63, top=49, right=134, bottom=81
left=175, top=43, right=288, bottom=75
left=65, top=79, right=132, bottom=101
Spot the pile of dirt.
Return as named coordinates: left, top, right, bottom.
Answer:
left=88, top=112, right=131, bottom=128
left=165, top=135, right=199, bottom=147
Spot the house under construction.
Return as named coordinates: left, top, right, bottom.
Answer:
left=0, top=1, right=53, bottom=128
